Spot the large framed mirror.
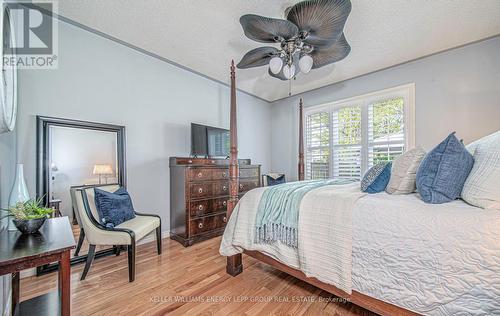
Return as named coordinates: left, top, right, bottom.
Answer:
left=36, top=116, right=126, bottom=274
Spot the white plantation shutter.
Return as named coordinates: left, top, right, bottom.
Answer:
left=303, top=84, right=414, bottom=181
left=332, top=106, right=362, bottom=179
left=305, top=112, right=330, bottom=179
left=368, top=97, right=405, bottom=167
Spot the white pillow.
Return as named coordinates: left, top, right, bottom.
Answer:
left=386, top=147, right=426, bottom=194
left=462, top=131, right=500, bottom=209
left=466, top=131, right=499, bottom=155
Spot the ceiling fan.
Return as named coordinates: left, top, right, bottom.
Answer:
left=237, top=0, right=352, bottom=81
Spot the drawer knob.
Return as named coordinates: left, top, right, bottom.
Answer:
left=198, top=204, right=203, bottom=211
left=188, top=160, right=193, bottom=164
left=223, top=216, right=227, bottom=223
left=222, top=172, right=226, bottom=177
left=197, top=172, right=203, bottom=177
left=222, top=201, right=227, bottom=206
left=198, top=188, right=203, bottom=193
left=198, top=222, right=203, bottom=229
left=222, top=185, right=227, bottom=191
left=211, top=160, right=215, bottom=164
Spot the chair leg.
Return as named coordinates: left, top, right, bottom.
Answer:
left=80, top=244, right=96, bottom=280
left=127, top=243, right=135, bottom=282
left=115, top=245, right=121, bottom=256
left=156, top=226, right=162, bottom=255
left=74, top=228, right=85, bottom=257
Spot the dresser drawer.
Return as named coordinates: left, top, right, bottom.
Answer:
left=188, top=168, right=212, bottom=181
left=240, top=168, right=259, bottom=179
left=189, top=200, right=212, bottom=217
left=212, top=198, right=228, bottom=212
left=239, top=179, right=259, bottom=193
left=213, top=181, right=230, bottom=196
left=189, top=183, right=212, bottom=199
left=189, top=213, right=227, bottom=236
left=212, top=168, right=229, bottom=180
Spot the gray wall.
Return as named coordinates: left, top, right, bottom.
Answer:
left=271, top=36, right=500, bottom=181
left=0, top=129, right=16, bottom=316
left=16, top=20, right=272, bottom=233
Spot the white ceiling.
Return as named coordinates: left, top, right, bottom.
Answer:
left=56, top=0, right=500, bottom=102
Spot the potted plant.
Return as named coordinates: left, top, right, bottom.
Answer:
left=2, top=197, right=54, bottom=234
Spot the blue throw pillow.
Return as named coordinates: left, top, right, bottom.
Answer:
left=361, top=162, right=392, bottom=193
left=264, top=174, right=286, bottom=186
left=94, top=187, right=135, bottom=227
left=416, top=132, right=474, bottom=204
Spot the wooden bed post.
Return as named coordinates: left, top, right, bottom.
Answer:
left=298, top=98, right=305, bottom=181
left=226, top=60, right=243, bottom=276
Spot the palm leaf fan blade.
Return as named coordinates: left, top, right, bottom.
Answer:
left=311, top=33, right=350, bottom=69
left=287, top=0, right=351, bottom=47
left=240, top=14, right=299, bottom=43
left=237, top=47, right=280, bottom=69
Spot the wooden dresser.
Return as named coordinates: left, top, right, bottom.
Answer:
left=169, top=157, right=261, bottom=246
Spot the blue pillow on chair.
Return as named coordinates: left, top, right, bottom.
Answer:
left=361, top=162, right=392, bottom=193
left=416, top=132, right=474, bottom=204
left=94, top=187, right=135, bottom=227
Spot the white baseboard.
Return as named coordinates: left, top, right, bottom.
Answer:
left=137, top=230, right=169, bottom=246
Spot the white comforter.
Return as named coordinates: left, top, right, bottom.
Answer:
left=220, top=186, right=500, bottom=315
left=220, top=182, right=364, bottom=293
left=353, top=193, right=500, bottom=315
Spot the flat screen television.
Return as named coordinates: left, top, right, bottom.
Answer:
left=191, top=123, right=230, bottom=158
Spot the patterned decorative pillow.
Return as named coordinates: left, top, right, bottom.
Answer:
left=361, top=162, right=392, bottom=193
left=94, top=187, right=135, bottom=227
left=416, top=132, right=474, bottom=204
left=462, top=130, right=500, bottom=209
left=386, top=147, right=426, bottom=194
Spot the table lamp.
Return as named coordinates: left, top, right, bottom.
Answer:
left=93, top=164, right=113, bottom=184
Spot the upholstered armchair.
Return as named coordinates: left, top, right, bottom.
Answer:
left=74, top=184, right=161, bottom=282
left=70, top=185, right=88, bottom=257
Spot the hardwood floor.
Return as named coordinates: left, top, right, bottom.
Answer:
left=21, top=237, right=376, bottom=315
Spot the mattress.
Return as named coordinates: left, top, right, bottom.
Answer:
left=352, top=193, right=500, bottom=315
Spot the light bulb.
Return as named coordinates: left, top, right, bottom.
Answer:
left=299, top=55, right=313, bottom=74
left=269, top=57, right=283, bottom=74
left=283, top=64, right=296, bottom=79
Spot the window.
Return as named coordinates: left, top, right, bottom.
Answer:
left=304, top=84, right=415, bottom=180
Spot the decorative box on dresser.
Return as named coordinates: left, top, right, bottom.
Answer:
left=169, top=157, right=261, bottom=246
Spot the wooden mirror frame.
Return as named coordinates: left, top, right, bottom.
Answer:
left=36, top=116, right=127, bottom=275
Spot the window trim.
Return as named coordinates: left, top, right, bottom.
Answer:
left=303, top=83, right=415, bottom=179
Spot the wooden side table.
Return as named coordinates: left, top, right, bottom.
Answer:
left=0, top=217, right=75, bottom=316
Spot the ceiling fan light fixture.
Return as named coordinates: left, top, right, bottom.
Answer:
left=283, top=64, right=296, bottom=79
left=238, top=0, right=352, bottom=80
left=269, top=56, right=283, bottom=74
left=299, top=55, right=313, bottom=74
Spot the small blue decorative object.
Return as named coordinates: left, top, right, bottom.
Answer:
left=416, top=132, right=474, bottom=204
left=94, top=187, right=135, bottom=226
left=361, top=162, right=392, bottom=193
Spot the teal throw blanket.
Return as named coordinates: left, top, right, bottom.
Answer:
left=255, top=179, right=354, bottom=248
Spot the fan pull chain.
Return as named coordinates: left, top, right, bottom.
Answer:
left=288, top=76, right=297, bottom=96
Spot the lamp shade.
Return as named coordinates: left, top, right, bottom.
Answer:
left=50, top=162, right=58, bottom=172
left=282, top=64, right=296, bottom=80
left=93, top=164, right=113, bottom=175
left=299, top=55, right=313, bottom=74
left=269, top=57, right=283, bottom=74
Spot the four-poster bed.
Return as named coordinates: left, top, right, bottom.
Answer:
left=223, top=61, right=419, bottom=316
